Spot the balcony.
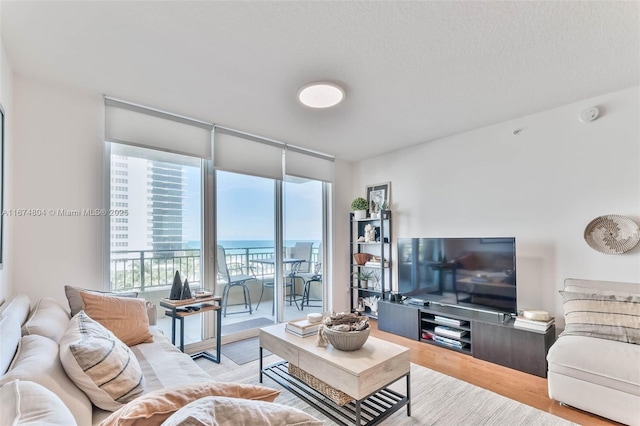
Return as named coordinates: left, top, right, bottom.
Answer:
left=111, top=246, right=323, bottom=344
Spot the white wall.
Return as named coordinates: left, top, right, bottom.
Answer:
left=350, top=86, right=640, bottom=325
left=12, top=76, right=104, bottom=305
left=9, top=74, right=640, bottom=321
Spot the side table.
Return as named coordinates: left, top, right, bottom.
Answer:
left=159, top=296, right=222, bottom=363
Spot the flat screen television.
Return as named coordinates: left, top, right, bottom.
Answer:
left=397, top=237, right=517, bottom=314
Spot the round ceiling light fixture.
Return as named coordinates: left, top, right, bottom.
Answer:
left=297, top=82, right=345, bottom=108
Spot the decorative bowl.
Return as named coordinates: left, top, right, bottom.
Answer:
left=323, top=327, right=370, bottom=351
left=353, top=253, right=372, bottom=265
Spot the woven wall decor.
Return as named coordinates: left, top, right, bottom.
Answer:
left=584, top=215, right=640, bottom=254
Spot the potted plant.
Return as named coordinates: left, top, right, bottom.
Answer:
left=351, top=197, right=368, bottom=220
left=353, top=270, right=375, bottom=288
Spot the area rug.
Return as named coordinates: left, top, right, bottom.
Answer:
left=196, top=351, right=576, bottom=426
left=221, top=337, right=272, bottom=365
left=221, top=317, right=274, bottom=335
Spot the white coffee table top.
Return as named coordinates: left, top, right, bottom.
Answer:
left=260, top=322, right=410, bottom=399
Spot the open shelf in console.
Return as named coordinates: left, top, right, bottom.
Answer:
left=420, top=311, right=472, bottom=355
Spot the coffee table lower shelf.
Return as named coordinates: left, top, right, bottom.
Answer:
left=261, top=361, right=409, bottom=426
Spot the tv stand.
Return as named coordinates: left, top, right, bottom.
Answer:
left=378, top=301, right=555, bottom=377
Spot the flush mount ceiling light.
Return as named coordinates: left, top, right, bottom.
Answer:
left=297, top=82, right=345, bottom=108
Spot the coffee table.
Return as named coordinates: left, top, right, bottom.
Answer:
left=259, top=323, right=411, bottom=425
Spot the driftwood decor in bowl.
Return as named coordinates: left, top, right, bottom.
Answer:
left=353, top=252, right=372, bottom=265
left=317, top=312, right=370, bottom=351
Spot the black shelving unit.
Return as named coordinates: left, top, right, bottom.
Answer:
left=349, top=210, right=392, bottom=318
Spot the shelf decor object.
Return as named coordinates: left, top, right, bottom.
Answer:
left=354, top=253, right=372, bottom=265
left=584, top=214, right=640, bottom=254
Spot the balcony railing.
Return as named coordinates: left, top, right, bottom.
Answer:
left=110, top=246, right=319, bottom=292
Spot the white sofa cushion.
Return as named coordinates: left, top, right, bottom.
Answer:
left=60, top=311, right=145, bottom=412
left=0, top=295, right=31, bottom=327
left=21, top=297, right=70, bottom=343
left=0, top=316, right=21, bottom=375
left=0, top=334, right=92, bottom=426
left=0, top=379, right=77, bottom=425
left=547, top=335, right=640, bottom=395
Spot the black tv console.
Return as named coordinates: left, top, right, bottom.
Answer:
left=377, top=300, right=556, bottom=377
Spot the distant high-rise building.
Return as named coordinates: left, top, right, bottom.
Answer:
left=110, top=155, right=186, bottom=253
left=148, top=161, right=185, bottom=254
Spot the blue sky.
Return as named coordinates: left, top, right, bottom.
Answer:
left=183, top=168, right=322, bottom=244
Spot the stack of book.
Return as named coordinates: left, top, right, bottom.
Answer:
left=513, top=316, right=555, bottom=331
left=434, top=325, right=467, bottom=339
left=433, top=335, right=465, bottom=349
left=285, top=318, right=321, bottom=338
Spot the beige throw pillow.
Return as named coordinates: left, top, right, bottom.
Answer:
left=162, top=396, right=325, bottom=426
left=99, top=382, right=281, bottom=426
left=80, top=291, right=153, bottom=346
left=60, top=311, right=145, bottom=411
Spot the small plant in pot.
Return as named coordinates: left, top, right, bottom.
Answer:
left=352, top=270, right=375, bottom=288
left=351, top=197, right=368, bottom=220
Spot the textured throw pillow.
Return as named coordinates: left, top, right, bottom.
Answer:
left=0, top=334, right=92, bottom=426
left=99, top=382, right=281, bottom=426
left=80, top=291, right=153, bottom=346
left=0, top=380, right=77, bottom=426
left=64, top=285, right=139, bottom=316
left=21, top=297, right=70, bottom=343
left=60, top=311, right=145, bottom=411
left=162, top=396, right=325, bottom=426
left=560, top=290, right=640, bottom=344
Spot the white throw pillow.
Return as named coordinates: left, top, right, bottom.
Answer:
left=60, top=311, right=145, bottom=411
left=0, top=379, right=77, bottom=425
left=0, top=334, right=92, bottom=426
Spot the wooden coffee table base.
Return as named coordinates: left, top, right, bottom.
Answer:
left=260, top=356, right=410, bottom=426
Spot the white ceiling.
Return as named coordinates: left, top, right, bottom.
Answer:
left=2, top=1, right=638, bottom=161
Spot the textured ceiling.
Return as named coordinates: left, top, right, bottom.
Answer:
left=2, top=1, right=638, bottom=161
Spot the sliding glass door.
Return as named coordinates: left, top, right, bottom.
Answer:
left=215, top=171, right=276, bottom=338
left=282, top=176, right=325, bottom=321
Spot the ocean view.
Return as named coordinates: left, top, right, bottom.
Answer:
left=185, top=240, right=321, bottom=251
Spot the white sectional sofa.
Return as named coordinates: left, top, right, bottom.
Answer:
left=0, top=292, right=323, bottom=426
left=547, top=278, right=640, bottom=426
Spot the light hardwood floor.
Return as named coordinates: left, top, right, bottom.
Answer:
left=369, top=321, right=619, bottom=426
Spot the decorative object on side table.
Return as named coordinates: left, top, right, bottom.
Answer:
left=169, top=270, right=183, bottom=300
left=584, top=214, right=640, bottom=254
left=181, top=278, right=192, bottom=300
left=351, top=197, right=369, bottom=220
left=317, top=312, right=370, bottom=351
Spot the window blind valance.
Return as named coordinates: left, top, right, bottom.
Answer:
left=104, top=97, right=213, bottom=159
left=213, top=127, right=284, bottom=180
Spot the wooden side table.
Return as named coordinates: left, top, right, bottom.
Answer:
left=159, top=296, right=222, bottom=363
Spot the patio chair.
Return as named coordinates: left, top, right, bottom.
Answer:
left=297, top=243, right=323, bottom=309
left=216, top=245, right=254, bottom=317
left=285, top=242, right=314, bottom=309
